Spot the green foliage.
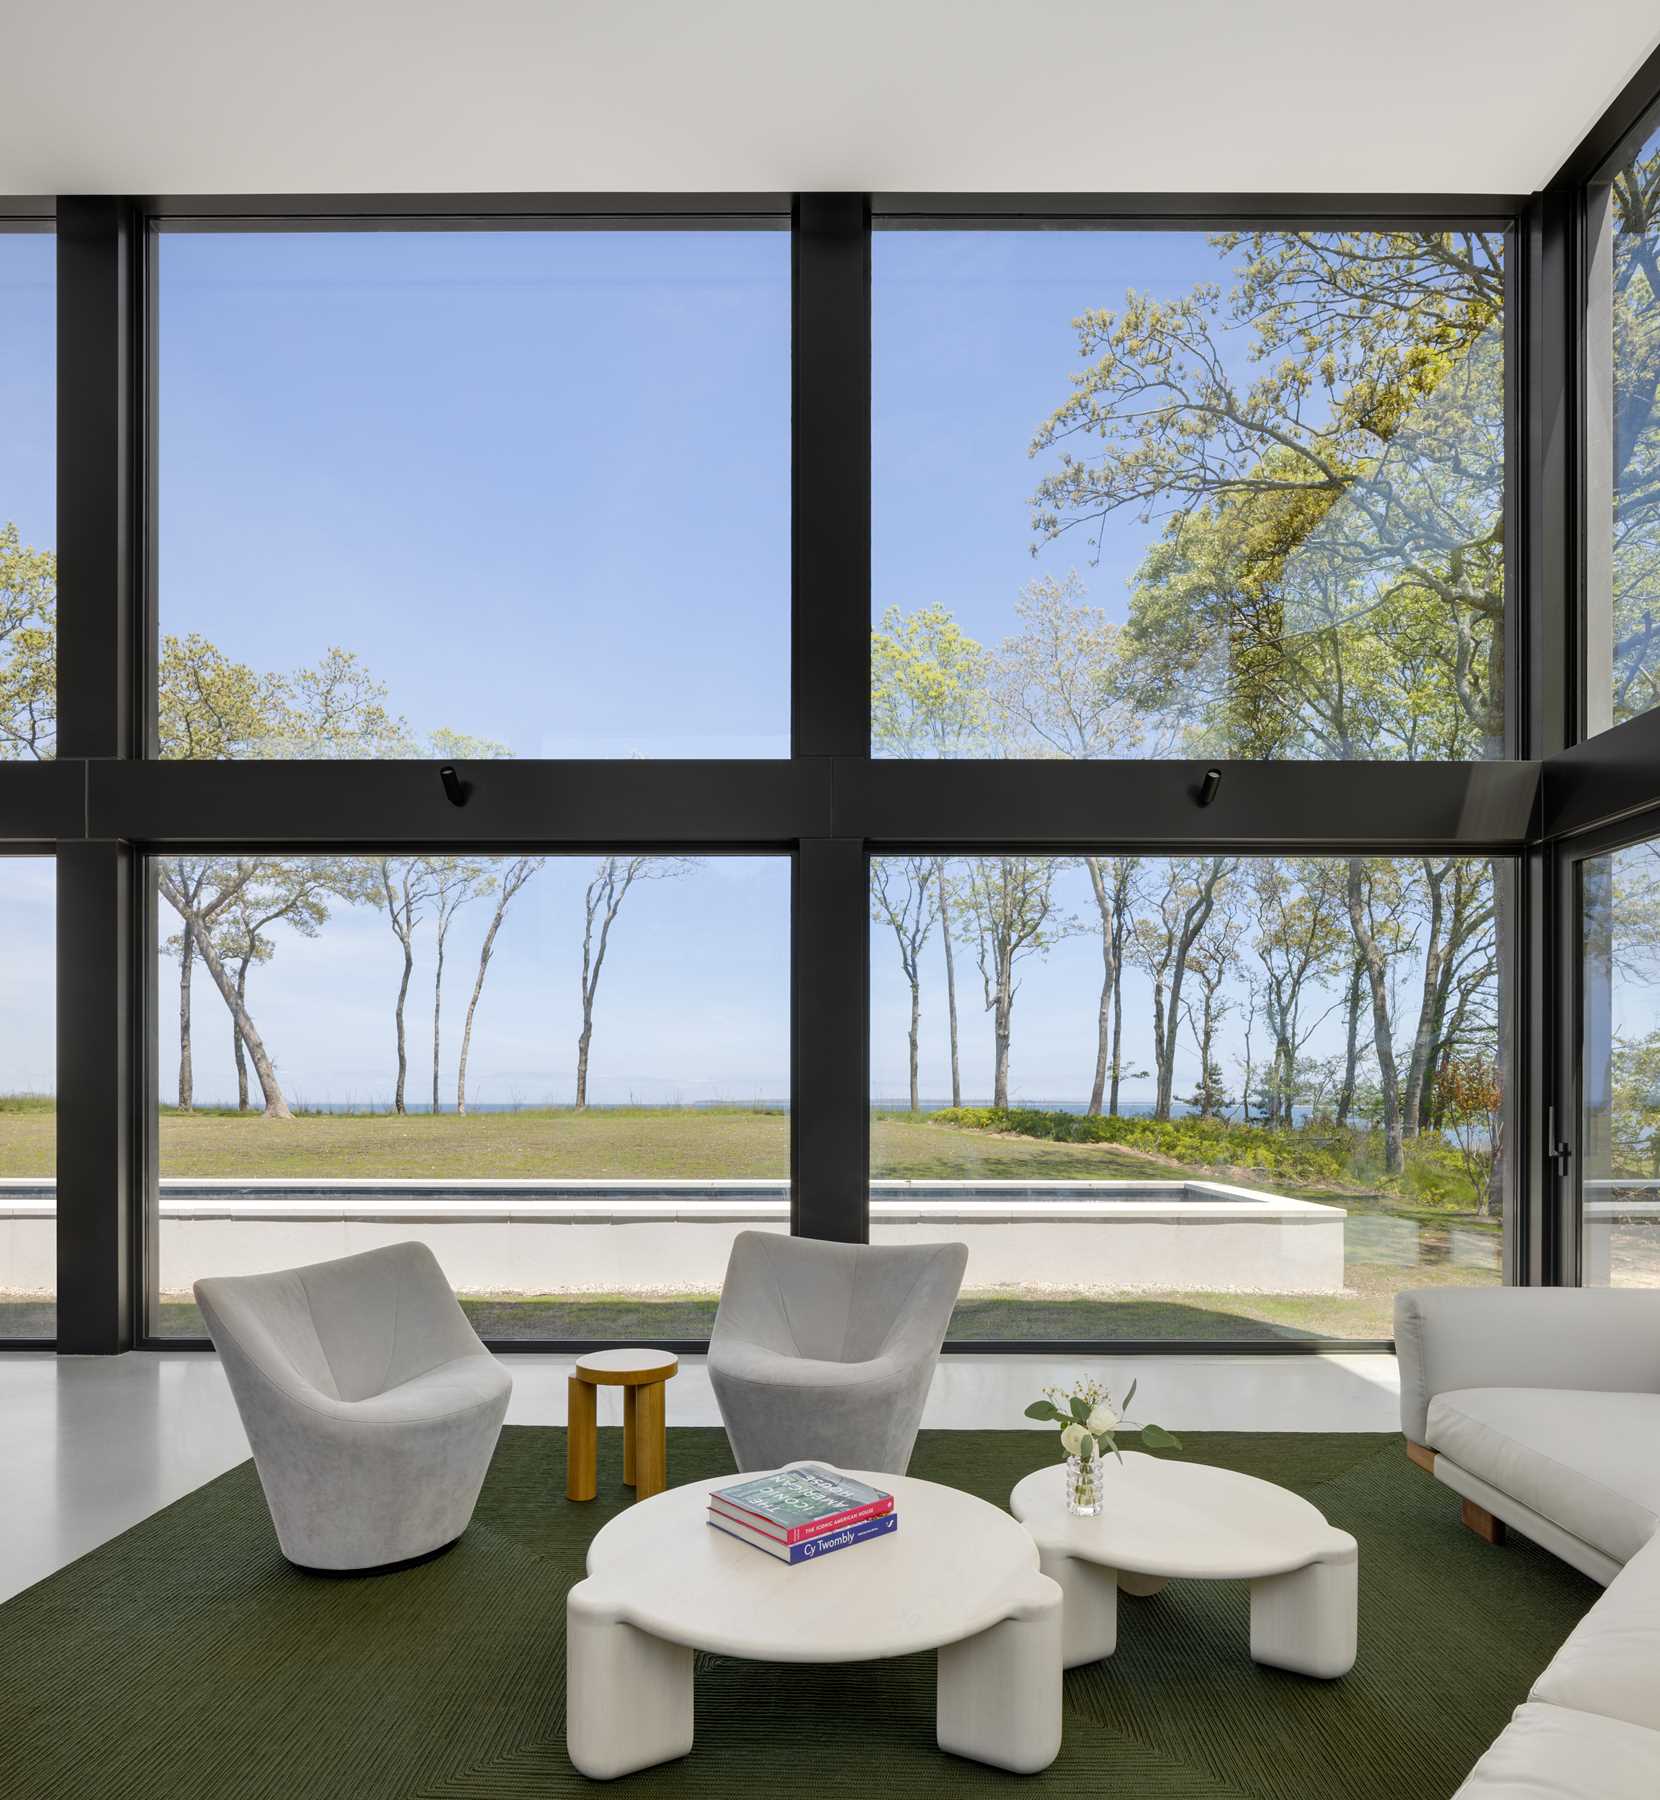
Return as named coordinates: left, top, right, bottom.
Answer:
left=929, top=1105, right=1352, bottom=1185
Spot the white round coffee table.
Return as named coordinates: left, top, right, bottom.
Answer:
left=1009, top=1454, right=1357, bottom=1678
left=566, top=1463, right=1063, bottom=1779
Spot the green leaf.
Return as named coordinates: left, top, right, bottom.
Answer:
left=1069, top=1395, right=1092, bottom=1424
left=1122, top=1378, right=1138, bottom=1411
left=1024, top=1400, right=1061, bottom=1422
left=1139, top=1423, right=1182, bottom=1451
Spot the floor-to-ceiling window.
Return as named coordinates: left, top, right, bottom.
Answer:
left=0, top=221, right=55, bottom=1342
left=871, top=852, right=1509, bottom=1342
left=147, top=852, right=789, bottom=1340
left=1578, top=832, right=1660, bottom=1287
left=1587, top=118, right=1660, bottom=737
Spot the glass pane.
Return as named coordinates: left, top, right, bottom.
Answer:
left=870, top=853, right=1509, bottom=1342
left=149, top=854, right=788, bottom=1339
left=1602, top=125, right=1660, bottom=730
left=873, top=229, right=1506, bottom=760
left=0, top=227, right=55, bottom=760
left=0, top=857, right=55, bottom=1338
left=157, top=228, right=789, bottom=759
left=1581, top=836, right=1660, bottom=1285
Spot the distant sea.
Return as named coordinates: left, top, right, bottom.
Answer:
left=248, top=1096, right=1309, bottom=1123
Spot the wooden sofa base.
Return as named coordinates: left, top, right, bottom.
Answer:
left=1406, top=1442, right=1507, bottom=1547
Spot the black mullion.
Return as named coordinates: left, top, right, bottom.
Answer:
left=792, top=839, right=869, bottom=1243
left=53, top=198, right=143, bottom=1353
left=792, top=193, right=871, bottom=760
left=55, top=841, right=134, bottom=1352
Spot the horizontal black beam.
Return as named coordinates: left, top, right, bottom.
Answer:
left=873, top=193, right=1526, bottom=226
left=0, top=761, right=86, bottom=839
left=1541, top=706, right=1660, bottom=842
left=142, top=193, right=790, bottom=228
left=0, top=755, right=1537, bottom=851
left=841, top=758, right=1542, bottom=851
left=0, top=756, right=1558, bottom=851
left=83, top=758, right=830, bottom=847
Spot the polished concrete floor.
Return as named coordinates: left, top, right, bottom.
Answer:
left=0, top=1348, right=1401, bottom=1605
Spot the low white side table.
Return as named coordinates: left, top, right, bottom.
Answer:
left=566, top=1463, right=1064, bottom=1779
left=1009, top=1454, right=1358, bottom=1678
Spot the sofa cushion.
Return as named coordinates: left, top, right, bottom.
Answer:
left=1529, top=1531, right=1660, bottom=1733
left=1426, top=1388, right=1660, bottom=1566
left=1454, top=1702, right=1660, bottom=1798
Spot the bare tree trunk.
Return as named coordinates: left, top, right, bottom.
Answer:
left=993, top=983, right=1012, bottom=1110
left=183, top=911, right=290, bottom=1118
left=431, top=929, right=447, bottom=1115
left=1402, top=860, right=1449, bottom=1140
left=1336, top=952, right=1364, bottom=1128
left=177, top=923, right=195, bottom=1112
left=1347, top=858, right=1402, bottom=1173
left=908, top=972, right=921, bottom=1113
left=457, top=917, right=502, bottom=1118
left=158, top=866, right=289, bottom=1119
left=938, top=868, right=962, bottom=1108
left=1085, top=857, right=1115, bottom=1116
left=1109, top=955, right=1127, bottom=1116
left=234, top=955, right=252, bottom=1112
left=1155, top=860, right=1226, bottom=1121
left=394, top=940, right=413, bottom=1115
left=575, top=1021, right=593, bottom=1109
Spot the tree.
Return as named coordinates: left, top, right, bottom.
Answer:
left=1251, top=859, right=1347, bottom=1127
left=212, top=864, right=356, bottom=1110
left=1029, top=231, right=1506, bottom=761
left=1087, top=857, right=1140, bottom=1116
left=160, top=858, right=245, bottom=1111
left=457, top=858, right=541, bottom=1115
left=0, top=524, right=55, bottom=760
left=576, top=857, right=695, bottom=1108
left=425, top=860, right=490, bottom=1114
left=936, top=859, right=964, bottom=1108
left=959, top=857, right=1078, bottom=1108
left=871, top=603, right=993, bottom=758
left=1345, top=857, right=1414, bottom=1172
left=1129, top=857, right=1233, bottom=1120
left=154, top=860, right=293, bottom=1118
left=1180, top=897, right=1244, bottom=1119
left=985, top=575, right=1144, bottom=1117
left=379, top=858, right=438, bottom=1115
left=872, top=857, right=941, bottom=1113
left=872, top=606, right=994, bottom=1102
left=1437, top=1054, right=1505, bottom=1214
left=1609, top=131, right=1660, bottom=724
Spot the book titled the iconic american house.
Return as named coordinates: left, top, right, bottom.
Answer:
left=707, top=1466, right=896, bottom=1563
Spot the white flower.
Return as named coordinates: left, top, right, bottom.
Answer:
left=1060, top=1422, right=1090, bottom=1457
left=1086, top=1404, right=1119, bottom=1437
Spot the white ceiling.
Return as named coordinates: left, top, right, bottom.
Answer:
left=0, top=0, right=1655, bottom=198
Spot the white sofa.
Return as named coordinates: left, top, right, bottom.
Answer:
left=1394, top=1289, right=1660, bottom=1797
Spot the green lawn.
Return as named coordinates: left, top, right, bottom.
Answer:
left=0, top=1102, right=1501, bottom=1342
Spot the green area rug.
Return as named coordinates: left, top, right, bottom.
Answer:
left=0, top=1430, right=1597, bottom=1799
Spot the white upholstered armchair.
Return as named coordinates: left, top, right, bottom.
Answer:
left=196, top=1241, right=512, bottom=1573
left=707, top=1230, right=967, bottom=1475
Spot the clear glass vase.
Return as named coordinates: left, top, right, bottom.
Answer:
left=1065, top=1444, right=1104, bottom=1517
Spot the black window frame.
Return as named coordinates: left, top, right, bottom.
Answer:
left=2, top=71, right=1657, bottom=1354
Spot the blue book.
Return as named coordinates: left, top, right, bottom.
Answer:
left=709, top=1508, right=899, bottom=1565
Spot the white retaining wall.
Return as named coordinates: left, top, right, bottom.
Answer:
left=0, top=1178, right=1348, bottom=1296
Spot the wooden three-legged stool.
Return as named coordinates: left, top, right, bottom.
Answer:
left=566, top=1349, right=679, bottom=1503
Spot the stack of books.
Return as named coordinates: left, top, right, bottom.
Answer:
left=707, top=1465, right=898, bottom=1565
